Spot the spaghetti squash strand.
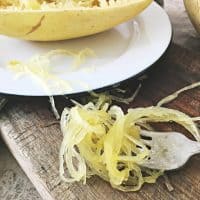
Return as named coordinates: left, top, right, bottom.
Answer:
left=157, top=81, right=200, bottom=107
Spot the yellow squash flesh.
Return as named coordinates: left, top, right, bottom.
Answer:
left=184, top=0, right=200, bottom=34
left=0, top=0, right=152, bottom=41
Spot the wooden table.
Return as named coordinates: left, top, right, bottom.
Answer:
left=0, top=1, right=199, bottom=200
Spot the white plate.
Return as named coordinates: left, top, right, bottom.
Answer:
left=0, top=2, right=172, bottom=96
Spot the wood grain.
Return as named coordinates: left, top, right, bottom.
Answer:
left=0, top=44, right=200, bottom=200
left=0, top=139, right=41, bottom=200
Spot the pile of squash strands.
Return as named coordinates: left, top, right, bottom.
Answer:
left=59, top=82, right=200, bottom=191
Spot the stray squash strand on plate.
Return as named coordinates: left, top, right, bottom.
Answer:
left=7, top=48, right=95, bottom=95
left=59, top=81, right=200, bottom=192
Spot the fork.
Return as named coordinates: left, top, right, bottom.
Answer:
left=139, top=130, right=200, bottom=170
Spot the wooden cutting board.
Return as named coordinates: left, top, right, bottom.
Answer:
left=0, top=43, right=200, bottom=200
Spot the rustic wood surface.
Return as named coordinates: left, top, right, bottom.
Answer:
left=0, top=1, right=200, bottom=200
left=1, top=44, right=200, bottom=200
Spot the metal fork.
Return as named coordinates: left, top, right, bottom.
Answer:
left=139, top=130, right=200, bottom=170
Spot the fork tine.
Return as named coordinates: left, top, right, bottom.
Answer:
left=141, top=129, right=168, bottom=138
left=140, top=130, right=153, bottom=138
left=140, top=139, right=151, bottom=146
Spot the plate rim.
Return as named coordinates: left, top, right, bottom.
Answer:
left=0, top=2, right=172, bottom=96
